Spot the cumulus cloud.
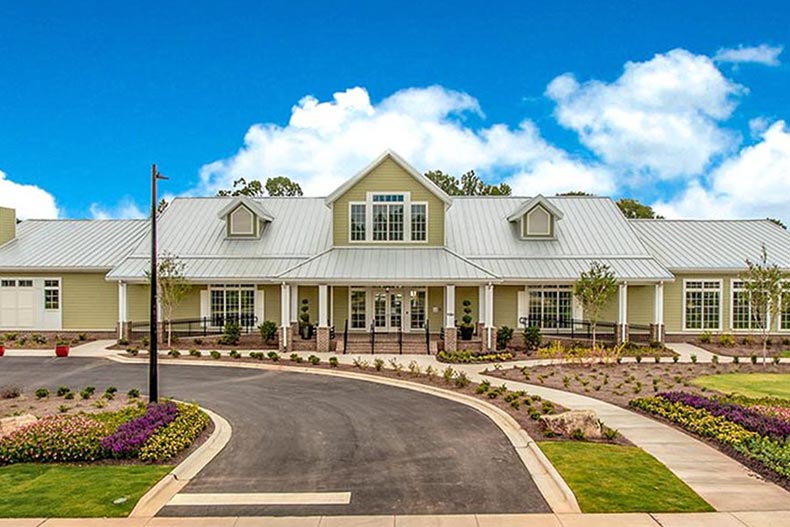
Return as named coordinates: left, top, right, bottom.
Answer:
left=0, top=169, right=59, bottom=219
left=89, top=199, right=146, bottom=220
left=714, top=44, right=783, bottom=66
left=654, top=120, right=790, bottom=221
left=197, top=86, right=613, bottom=197
left=547, top=49, right=744, bottom=179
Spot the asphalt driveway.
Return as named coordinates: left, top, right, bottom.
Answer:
left=0, top=357, right=550, bottom=516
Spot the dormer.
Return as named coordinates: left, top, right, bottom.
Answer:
left=507, top=195, right=563, bottom=239
left=217, top=196, right=274, bottom=239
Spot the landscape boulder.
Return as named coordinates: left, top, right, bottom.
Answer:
left=540, top=409, right=603, bottom=439
left=0, top=414, right=37, bottom=438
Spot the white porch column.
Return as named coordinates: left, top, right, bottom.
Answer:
left=653, top=282, right=665, bottom=342
left=117, top=281, right=127, bottom=340
left=478, top=285, right=486, bottom=325
left=318, top=284, right=329, bottom=328
left=290, top=284, right=299, bottom=324
left=485, top=283, right=494, bottom=350
left=280, top=283, right=290, bottom=348
left=445, top=284, right=456, bottom=327
left=618, top=282, right=628, bottom=343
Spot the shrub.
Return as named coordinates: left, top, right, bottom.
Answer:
left=127, top=388, right=141, bottom=399
left=699, top=331, right=712, bottom=344
left=126, top=347, right=139, bottom=356
left=712, top=355, right=719, bottom=365
left=218, top=321, right=241, bottom=345
left=603, top=427, right=618, bottom=440
left=289, top=352, right=303, bottom=363
left=35, top=387, right=49, bottom=399
left=352, top=358, right=368, bottom=369
left=168, top=349, right=181, bottom=357
left=569, top=428, right=585, bottom=440
left=0, top=415, right=110, bottom=464
left=742, top=335, right=756, bottom=346
left=690, top=354, right=697, bottom=363
left=79, top=388, right=93, bottom=400
left=408, top=361, right=421, bottom=376
left=751, top=355, right=758, bottom=365
left=328, top=356, right=339, bottom=367
left=141, top=336, right=150, bottom=347
left=635, top=355, right=642, bottom=364
left=523, top=325, right=542, bottom=351
left=454, top=371, right=471, bottom=388
left=31, top=334, right=48, bottom=345
left=733, top=356, right=740, bottom=364
left=442, top=366, right=455, bottom=384
left=64, top=391, right=74, bottom=400
left=267, top=351, right=280, bottom=361
left=56, top=386, right=70, bottom=397
left=496, top=326, right=514, bottom=350
left=229, top=350, right=241, bottom=359
left=210, top=350, right=221, bottom=360
left=672, top=355, right=679, bottom=363
left=374, top=358, right=384, bottom=371
left=0, top=385, right=21, bottom=399
left=193, top=338, right=203, bottom=345
left=101, top=402, right=178, bottom=458
left=437, top=350, right=513, bottom=363
left=308, top=355, right=320, bottom=365
left=189, top=349, right=201, bottom=357
left=138, top=403, right=209, bottom=462
left=258, top=320, right=278, bottom=344
left=717, top=334, right=736, bottom=347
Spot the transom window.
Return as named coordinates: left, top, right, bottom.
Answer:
left=44, top=280, right=60, bottom=310
left=348, top=193, right=428, bottom=243
left=17, top=280, right=32, bottom=287
left=527, top=286, right=573, bottom=329
left=685, top=280, right=721, bottom=331
left=209, top=284, right=256, bottom=327
left=0, top=280, right=15, bottom=287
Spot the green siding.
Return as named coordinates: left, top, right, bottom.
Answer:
left=172, top=286, right=201, bottom=319
left=493, top=286, right=521, bottom=328
left=297, top=286, right=318, bottom=325
left=332, top=157, right=445, bottom=246
left=332, top=286, right=348, bottom=328
left=0, top=207, right=15, bottom=246
left=627, top=285, right=654, bottom=326
left=260, top=284, right=281, bottom=325
left=60, top=274, right=117, bottom=330
left=455, top=286, right=478, bottom=326
left=125, top=284, right=200, bottom=322
left=428, top=286, right=443, bottom=330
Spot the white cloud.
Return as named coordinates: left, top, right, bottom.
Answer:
left=197, top=86, right=612, bottom=198
left=0, top=169, right=58, bottom=220
left=547, top=49, right=744, bottom=179
left=714, top=44, right=783, bottom=66
left=654, top=120, right=790, bottom=222
left=89, top=199, right=146, bottom=220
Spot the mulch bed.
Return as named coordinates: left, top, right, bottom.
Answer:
left=484, top=361, right=790, bottom=409
left=692, top=338, right=790, bottom=358
left=1, top=392, right=140, bottom=420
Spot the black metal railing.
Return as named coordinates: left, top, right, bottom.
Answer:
left=425, top=319, right=430, bottom=355
left=518, top=316, right=617, bottom=341
left=397, top=324, right=403, bottom=354
left=130, top=315, right=259, bottom=338
left=370, top=321, right=375, bottom=354
left=343, top=319, right=349, bottom=354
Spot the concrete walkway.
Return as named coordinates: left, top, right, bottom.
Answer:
left=4, top=511, right=790, bottom=526
left=664, top=342, right=719, bottom=363
left=3, top=339, right=117, bottom=357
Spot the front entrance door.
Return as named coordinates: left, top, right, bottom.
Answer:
left=373, top=289, right=404, bottom=332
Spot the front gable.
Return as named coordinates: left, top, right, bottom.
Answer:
left=330, top=151, right=450, bottom=246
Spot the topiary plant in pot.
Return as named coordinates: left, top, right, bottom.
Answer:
left=54, top=338, right=70, bottom=357
left=299, top=298, right=313, bottom=339
left=459, top=299, right=474, bottom=340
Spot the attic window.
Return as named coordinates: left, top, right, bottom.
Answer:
left=523, top=206, right=552, bottom=237
left=229, top=206, right=255, bottom=236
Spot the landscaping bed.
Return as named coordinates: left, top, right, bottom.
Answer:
left=485, top=361, right=790, bottom=408
left=691, top=333, right=790, bottom=358
left=630, top=391, right=790, bottom=490
left=0, top=331, right=103, bottom=350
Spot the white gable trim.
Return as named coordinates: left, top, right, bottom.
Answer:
left=325, top=150, right=452, bottom=207
left=216, top=196, right=274, bottom=223
left=507, top=195, right=564, bottom=223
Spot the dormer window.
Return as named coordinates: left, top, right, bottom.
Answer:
left=217, top=196, right=274, bottom=239
left=507, top=195, right=563, bottom=240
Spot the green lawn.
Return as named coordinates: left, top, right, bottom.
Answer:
left=0, top=464, right=171, bottom=517
left=538, top=442, right=713, bottom=513
left=691, top=373, right=790, bottom=399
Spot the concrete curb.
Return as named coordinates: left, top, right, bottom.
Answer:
left=109, top=355, right=580, bottom=514
left=129, top=406, right=232, bottom=518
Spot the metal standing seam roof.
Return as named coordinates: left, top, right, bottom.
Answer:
left=469, top=257, right=674, bottom=282
left=277, top=247, right=498, bottom=283
left=630, top=220, right=790, bottom=270
left=106, top=256, right=306, bottom=282
left=0, top=220, right=147, bottom=270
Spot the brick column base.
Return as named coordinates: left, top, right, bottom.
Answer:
left=316, top=326, right=330, bottom=352
left=614, top=324, right=630, bottom=344
left=117, top=322, right=132, bottom=342
left=445, top=327, right=457, bottom=353
left=649, top=324, right=665, bottom=343
left=278, top=327, right=287, bottom=352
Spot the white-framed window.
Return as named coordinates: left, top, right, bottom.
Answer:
left=411, top=203, right=427, bottom=242
left=229, top=206, right=255, bottom=236
left=731, top=280, right=759, bottom=331
left=527, top=285, right=573, bottom=329
left=350, top=203, right=366, bottom=241
left=348, top=192, right=427, bottom=243
left=209, top=284, right=256, bottom=327
left=684, top=280, right=721, bottom=331
left=17, top=280, right=33, bottom=287
left=523, top=206, right=552, bottom=237
left=44, top=279, right=60, bottom=310
left=0, top=279, right=15, bottom=287
left=350, top=288, right=367, bottom=329
left=781, top=289, right=790, bottom=331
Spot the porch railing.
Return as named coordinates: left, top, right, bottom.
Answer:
left=342, top=319, right=349, bottom=354
left=518, top=316, right=617, bottom=341
left=425, top=319, right=430, bottom=355
left=370, top=321, right=375, bottom=354
left=129, top=315, right=259, bottom=338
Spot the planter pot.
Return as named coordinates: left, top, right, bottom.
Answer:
left=300, top=325, right=314, bottom=340
left=55, top=345, right=70, bottom=357
left=0, top=345, right=5, bottom=357
left=459, top=326, right=474, bottom=341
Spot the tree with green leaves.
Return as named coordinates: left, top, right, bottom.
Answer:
left=767, top=217, right=787, bottom=230
left=573, top=261, right=619, bottom=350
left=616, top=198, right=664, bottom=219
left=265, top=176, right=303, bottom=196
left=425, top=169, right=511, bottom=196
left=556, top=191, right=594, bottom=196
left=739, top=246, right=789, bottom=364
left=145, top=252, right=191, bottom=348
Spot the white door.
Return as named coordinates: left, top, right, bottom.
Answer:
left=0, top=280, right=35, bottom=329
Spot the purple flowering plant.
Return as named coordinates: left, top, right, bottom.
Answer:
left=100, top=401, right=178, bottom=458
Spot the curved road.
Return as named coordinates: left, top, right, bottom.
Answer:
left=0, top=357, right=549, bottom=516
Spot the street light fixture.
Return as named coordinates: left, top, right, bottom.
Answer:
left=150, top=164, right=168, bottom=404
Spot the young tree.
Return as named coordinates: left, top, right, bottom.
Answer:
left=573, top=262, right=618, bottom=350
left=145, top=252, right=191, bottom=347
left=740, top=246, right=789, bottom=365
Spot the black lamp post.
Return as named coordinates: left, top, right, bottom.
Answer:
left=149, top=164, right=168, bottom=404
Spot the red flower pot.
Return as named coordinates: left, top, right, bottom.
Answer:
left=0, top=345, right=5, bottom=357
left=55, top=345, right=70, bottom=357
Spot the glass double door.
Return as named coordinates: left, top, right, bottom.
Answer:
left=372, top=288, right=426, bottom=332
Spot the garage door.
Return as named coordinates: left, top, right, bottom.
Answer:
left=0, top=279, right=35, bottom=328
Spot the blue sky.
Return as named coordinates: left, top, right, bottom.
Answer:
left=1, top=0, right=788, bottom=222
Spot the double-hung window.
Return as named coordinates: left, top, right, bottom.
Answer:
left=410, top=203, right=427, bottom=241
left=684, top=280, right=721, bottom=331
left=781, top=288, right=790, bottom=331
left=731, top=280, right=758, bottom=330
left=372, top=194, right=404, bottom=241
left=209, top=284, right=256, bottom=327
left=44, top=280, right=60, bottom=310
left=350, top=203, right=366, bottom=241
